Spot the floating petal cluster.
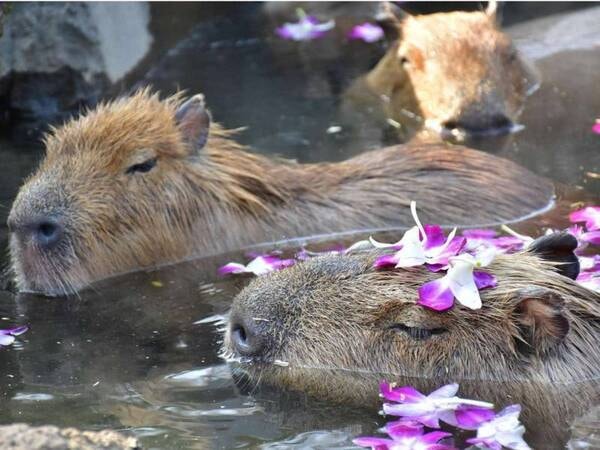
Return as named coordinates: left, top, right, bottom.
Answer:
left=275, top=9, right=335, bottom=41
left=361, top=202, right=498, bottom=311
left=0, top=325, right=28, bottom=347
left=218, top=254, right=295, bottom=276
left=348, top=22, right=384, bottom=43
left=569, top=205, right=600, bottom=292
left=354, top=382, right=531, bottom=450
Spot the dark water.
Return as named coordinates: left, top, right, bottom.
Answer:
left=0, top=3, right=599, bottom=449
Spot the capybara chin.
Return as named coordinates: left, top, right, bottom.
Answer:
left=225, top=233, right=600, bottom=446
left=342, top=2, right=538, bottom=140
left=7, top=89, right=554, bottom=296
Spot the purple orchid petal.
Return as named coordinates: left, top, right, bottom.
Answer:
left=466, top=437, right=502, bottom=450
left=422, top=224, right=446, bottom=249
left=380, top=382, right=425, bottom=403
left=455, top=406, right=496, bottom=430
left=581, top=230, right=600, bottom=245
left=418, top=278, right=455, bottom=311
left=462, top=229, right=498, bottom=239
left=420, top=431, right=453, bottom=444
left=348, top=22, right=384, bottom=43
left=415, top=413, right=442, bottom=429
left=473, top=271, right=498, bottom=290
left=425, top=263, right=447, bottom=273
left=593, top=122, right=600, bottom=135
left=0, top=325, right=29, bottom=346
left=353, top=437, right=393, bottom=449
left=569, top=206, right=600, bottom=231
left=374, top=254, right=400, bottom=269
left=276, top=14, right=335, bottom=42
left=428, top=383, right=459, bottom=399
left=429, top=237, right=467, bottom=266
left=218, top=263, right=248, bottom=275
left=385, top=421, right=425, bottom=439
left=577, top=271, right=600, bottom=291
left=491, top=236, right=527, bottom=252
left=383, top=401, right=434, bottom=417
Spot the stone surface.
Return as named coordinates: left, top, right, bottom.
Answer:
left=0, top=423, right=140, bottom=450
left=0, top=2, right=151, bottom=135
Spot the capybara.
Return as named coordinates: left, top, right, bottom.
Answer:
left=8, top=89, right=553, bottom=296
left=342, top=2, right=539, bottom=141
left=225, top=233, right=600, bottom=447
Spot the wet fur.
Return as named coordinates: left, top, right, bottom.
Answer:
left=9, top=90, right=552, bottom=295
left=226, top=250, right=600, bottom=445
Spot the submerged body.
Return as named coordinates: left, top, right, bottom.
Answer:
left=342, top=4, right=538, bottom=141
left=225, top=234, right=600, bottom=447
left=8, top=90, right=553, bottom=295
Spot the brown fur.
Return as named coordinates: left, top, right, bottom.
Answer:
left=225, top=249, right=600, bottom=446
left=8, top=89, right=553, bottom=295
left=342, top=8, right=538, bottom=139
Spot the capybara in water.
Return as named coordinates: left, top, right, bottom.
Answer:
left=342, top=2, right=538, bottom=141
left=225, top=233, right=600, bottom=447
left=7, top=89, right=553, bottom=296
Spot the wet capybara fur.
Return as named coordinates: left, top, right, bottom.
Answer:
left=342, top=2, right=538, bottom=140
left=8, top=89, right=553, bottom=295
left=225, top=233, right=600, bottom=447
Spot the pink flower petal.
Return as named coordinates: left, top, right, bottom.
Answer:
left=462, top=229, right=498, bottom=239
left=455, top=406, right=496, bottom=430
left=353, top=437, right=393, bottom=449
left=348, top=22, right=384, bottom=43
left=422, top=225, right=446, bottom=250
left=380, top=382, right=425, bottom=403
left=385, top=421, right=424, bottom=439
left=473, top=271, right=498, bottom=290
left=418, top=278, right=455, bottom=311
left=569, top=206, right=600, bottom=231
left=581, top=230, right=600, bottom=245
left=218, top=263, right=248, bottom=275
left=421, top=431, right=453, bottom=444
left=374, top=254, right=400, bottom=269
left=592, top=122, right=600, bottom=135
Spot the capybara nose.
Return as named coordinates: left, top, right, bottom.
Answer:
left=12, top=217, right=64, bottom=250
left=230, top=316, right=265, bottom=357
left=442, top=114, right=513, bottom=134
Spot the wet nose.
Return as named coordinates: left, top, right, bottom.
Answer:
left=442, top=114, right=513, bottom=134
left=230, top=316, right=266, bottom=357
left=10, top=216, right=64, bottom=250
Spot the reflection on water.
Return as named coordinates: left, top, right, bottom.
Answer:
left=0, top=3, right=600, bottom=449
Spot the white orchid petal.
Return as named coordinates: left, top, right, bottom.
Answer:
left=0, top=335, right=16, bottom=346
left=410, top=201, right=427, bottom=244
left=448, top=258, right=482, bottom=309
left=345, top=240, right=374, bottom=253
left=368, top=236, right=401, bottom=249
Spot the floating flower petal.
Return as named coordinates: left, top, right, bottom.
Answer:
left=276, top=10, right=335, bottom=41
left=218, top=255, right=295, bottom=276
left=467, top=404, right=531, bottom=450
left=348, top=22, right=384, bottom=43
left=593, top=121, right=600, bottom=135
left=569, top=206, right=600, bottom=231
left=0, top=325, right=29, bottom=347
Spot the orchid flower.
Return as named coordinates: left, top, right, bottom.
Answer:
left=0, top=325, right=29, bottom=347
left=354, top=421, right=455, bottom=450
left=372, top=202, right=465, bottom=269
left=466, top=405, right=531, bottom=450
left=218, top=255, right=295, bottom=276
left=593, top=120, right=600, bottom=135
left=418, top=250, right=498, bottom=311
left=380, top=382, right=494, bottom=429
left=348, top=22, right=384, bottom=43
left=576, top=271, right=600, bottom=292
left=579, top=254, right=600, bottom=272
left=276, top=9, right=335, bottom=41
left=569, top=206, right=600, bottom=231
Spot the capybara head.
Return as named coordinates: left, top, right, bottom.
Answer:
left=225, top=233, right=600, bottom=409
left=370, top=2, right=538, bottom=138
left=7, top=89, right=274, bottom=296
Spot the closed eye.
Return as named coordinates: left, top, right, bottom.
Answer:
left=126, top=158, right=157, bottom=175
left=390, top=323, right=447, bottom=340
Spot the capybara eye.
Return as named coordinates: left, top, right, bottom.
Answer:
left=389, top=323, right=447, bottom=340
left=125, top=158, right=157, bottom=175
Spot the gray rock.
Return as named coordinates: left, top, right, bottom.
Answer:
left=0, top=2, right=151, bottom=134
left=0, top=423, right=140, bottom=450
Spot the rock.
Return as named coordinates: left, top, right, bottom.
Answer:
left=0, top=424, right=140, bottom=450
left=0, top=2, right=151, bottom=136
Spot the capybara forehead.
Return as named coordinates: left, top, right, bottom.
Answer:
left=43, top=89, right=186, bottom=169
left=402, top=11, right=509, bottom=58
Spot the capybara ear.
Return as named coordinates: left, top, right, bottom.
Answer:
left=374, top=1, right=405, bottom=41
left=175, top=94, right=211, bottom=155
left=514, top=290, right=570, bottom=355
left=528, top=232, right=580, bottom=280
